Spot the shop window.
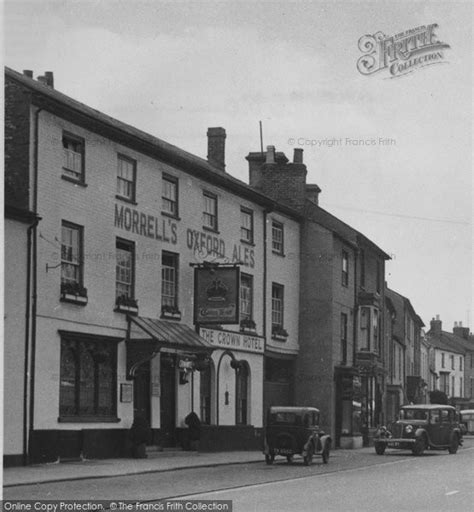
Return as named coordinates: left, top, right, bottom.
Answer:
left=200, top=362, right=213, bottom=425
left=240, top=274, right=253, bottom=322
left=117, top=154, right=136, bottom=202
left=59, top=337, right=117, bottom=419
left=162, top=174, right=178, bottom=217
left=161, top=251, right=179, bottom=309
left=240, top=208, right=253, bottom=243
left=62, top=132, right=85, bottom=183
left=341, top=313, right=348, bottom=364
left=271, top=221, right=284, bottom=255
left=203, top=192, right=218, bottom=231
left=61, top=222, right=83, bottom=289
left=116, top=239, right=134, bottom=300
left=236, top=362, right=249, bottom=425
left=342, top=250, right=349, bottom=287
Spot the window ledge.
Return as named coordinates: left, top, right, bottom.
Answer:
left=115, top=304, right=139, bottom=315
left=58, top=416, right=121, bottom=423
left=240, top=239, right=255, bottom=247
left=202, top=225, right=220, bottom=234
left=272, top=250, right=285, bottom=257
left=115, top=195, right=137, bottom=205
left=161, top=212, right=181, bottom=221
left=61, top=175, right=87, bottom=187
left=272, top=334, right=288, bottom=342
left=161, top=311, right=182, bottom=321
left=60, top=293, right=88, bottom=306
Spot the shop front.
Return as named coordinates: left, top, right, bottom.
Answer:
left=334, top=366, right=363, bottom=449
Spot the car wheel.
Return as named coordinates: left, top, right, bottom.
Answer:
left=412, top=437, right=425, bottom=456
left=286, top=455, right=294, bottom=464
left=303, top=444, right=314, bottom=466
left=375, top=442, right=386, bottom=455
left=322, top=443, right=330, bottom=464
left=265, top=453, right=275, bottom=465
left=448, top=434, right=458, bottom=454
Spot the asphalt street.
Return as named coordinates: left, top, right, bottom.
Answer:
left=3, top=439, right=473, bottom=511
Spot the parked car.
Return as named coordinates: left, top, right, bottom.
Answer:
left=374, top=404, right=462, bottom=456
left=263, top=406, right=331, bottom=466
left=460, top=409, right=474, bottom=435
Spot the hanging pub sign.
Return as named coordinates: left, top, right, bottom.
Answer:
left=194, top=265, right=240, bottom=325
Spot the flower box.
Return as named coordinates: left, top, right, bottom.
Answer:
left=240, top=319, right=257, bottom=334
left=61, top=293, right=88, bottom=306
left=271, top=326, right=288, bottom=341
left=115, top=296, right=139, bottom=315
left=60, top=283, right=88, bottom=306
left=161, top=306, right=182, bottom=321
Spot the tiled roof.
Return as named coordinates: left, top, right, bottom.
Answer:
left=426, top=330, right=471, bottom=355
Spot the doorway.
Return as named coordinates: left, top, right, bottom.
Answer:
left=160, top=355, right=176, bottom=447
left=133, top=361, right=151, bottom=437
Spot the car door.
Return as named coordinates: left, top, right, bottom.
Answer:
left=437, top=409, right=452, bottom=446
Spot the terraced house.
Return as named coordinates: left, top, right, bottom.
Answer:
left=4, top=67, right=301, bottom=465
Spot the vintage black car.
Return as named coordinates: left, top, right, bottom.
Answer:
left=263, top=406, right=331, bottom=465
left=374, top=404, right=463, bottom=456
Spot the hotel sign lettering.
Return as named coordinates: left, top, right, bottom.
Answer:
left=199, top=327, right=264, bottom=354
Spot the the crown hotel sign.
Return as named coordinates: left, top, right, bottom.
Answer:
left=194, top=266, right=240, bottom=324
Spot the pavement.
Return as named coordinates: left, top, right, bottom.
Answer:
left=4, top=436, right=472, bottom=489
left=2, top=449, right=265, bottom=488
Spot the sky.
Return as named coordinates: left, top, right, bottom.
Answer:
left=3, top=0, right=473, bottom=332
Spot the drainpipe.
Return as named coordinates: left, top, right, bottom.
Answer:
left=262, top=208, right=269, bottom=423
left=29, top=107, right=43, bottom=450
left=23, top=215, right=40, bottom=465
left=353, top=250, right=358, bottom=365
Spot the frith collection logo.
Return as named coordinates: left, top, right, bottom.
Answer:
left=357, top=23, right=450, bottom=78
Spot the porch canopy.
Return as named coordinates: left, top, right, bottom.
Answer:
left=126, top=316, right=214, bottom=379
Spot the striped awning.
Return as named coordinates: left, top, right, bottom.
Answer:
left=128, top=316, right=214, bottom=352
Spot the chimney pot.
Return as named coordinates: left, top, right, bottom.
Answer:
left=436, top=314, right=440, bottom=320
left=266, top=145, right=276, bottom=164
left=23, top=70, right=33, bottom=78
left=207, top=127, right=226, bottom=172
left=293, top=148, right=303, bottom=164
left=37, top=75, right=47, bottom=85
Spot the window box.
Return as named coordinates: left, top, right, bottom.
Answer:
left=115, top=296, right=138, bottom=315
left=60, top=283, right=88, bottom=306
left=272, top=325, right=288, bottom=341
left=240, top=319, right=257, bottom=334
left=161, top=305, right=182, bottom=320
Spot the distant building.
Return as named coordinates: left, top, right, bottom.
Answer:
left=426, top=317, right=473, bottom=407
left=246, top=145, right=390, bottom=448
left=384, top=288, right=425, bottom=414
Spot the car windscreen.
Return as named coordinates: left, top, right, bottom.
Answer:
left=399, top=409, right=428, bottom=420
left=269, top=412, right=302, bottom=425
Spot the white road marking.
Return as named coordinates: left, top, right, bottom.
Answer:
left=445, top=490, right=459, bottom=496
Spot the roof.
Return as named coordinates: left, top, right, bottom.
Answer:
left=5, top=67, right=301, bottom=221
left=427, top=330, right=468, bottom=355
left=129, top=316, right=213, bottom=352
left=400, top=404, right=455, bottom=410
left=304, top=201, right=390, bottom=258
left=386, top=287, right=425, bottom=331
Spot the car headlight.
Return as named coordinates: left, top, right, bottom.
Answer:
left=405, top=425, right=413, bottom=434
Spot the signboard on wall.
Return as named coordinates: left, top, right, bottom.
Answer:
left=194, top=266, right=240, bottom=324
left=199, top=327, right=264, bottom=354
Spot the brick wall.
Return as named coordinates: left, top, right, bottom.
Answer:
left=4, top=76, right=31, bottom=210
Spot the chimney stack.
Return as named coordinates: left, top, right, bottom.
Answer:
left=306, top=184, right=322, bottom=205
left=430, top=316, right=442, bottom=336
left=207, top=127, right=226, bottom=172
left=23, top=70, right=33, bottom=78
left=266, top=145, right=276, bottom=164
left=453, top=321, right=470, bottom=340
left=44, top=71, right=54, bottom=88
left=293, top=148, right=303, bottom=164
